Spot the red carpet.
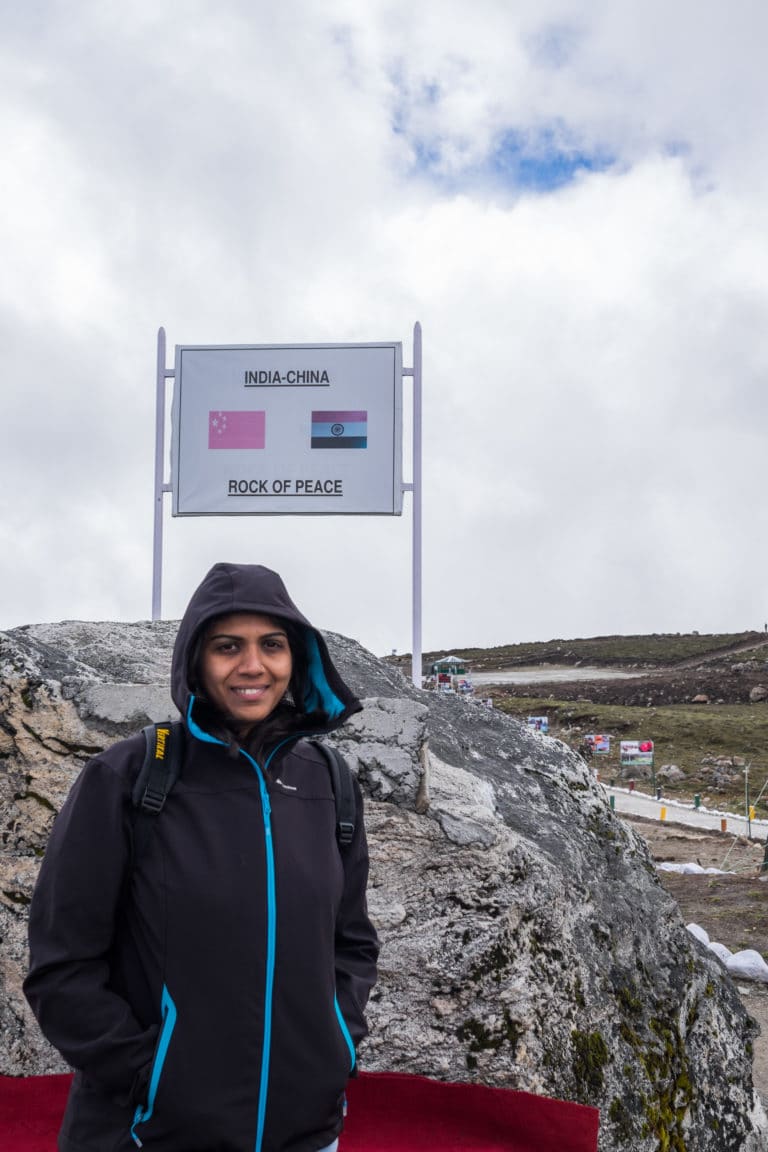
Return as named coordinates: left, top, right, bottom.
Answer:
left=0, top=1071, right=599, bottom=1151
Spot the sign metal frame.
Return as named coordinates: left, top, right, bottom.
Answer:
left=152, top=326, right=423, bottom=686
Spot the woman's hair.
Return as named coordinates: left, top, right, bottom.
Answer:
left=189, top=614, right=324, bottom=762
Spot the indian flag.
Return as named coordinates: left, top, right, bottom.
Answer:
left=311, top=410, right=367, bottom=449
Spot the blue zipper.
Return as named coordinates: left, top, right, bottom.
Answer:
left=130, top=985, right=177, bottom=1147
left=242, top=734, right=314, bottom=1152
left=185, top=704, right=315, bottom=1152
left=334, top=993, right=356, bottom=1073
left=240, top=744, right=276, bottom=1152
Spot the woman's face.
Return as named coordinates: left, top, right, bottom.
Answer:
left=199, top=613, right=293, bottom=733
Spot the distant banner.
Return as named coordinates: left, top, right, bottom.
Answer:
left=585, top=734, right=611, bottom=754
left=528, top=716, right=549, bottom=734
left=171, top=343, right=403, bottom=515
left=620, top=740, right=654, bottom=767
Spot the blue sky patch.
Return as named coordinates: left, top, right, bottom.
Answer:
left=395, top=115, right=615, bottom=195
left=389, top=57, right=615, bottom=196
left=490, top=128, right=615, bottom=191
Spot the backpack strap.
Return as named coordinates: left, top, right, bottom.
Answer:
left=133, top=721, right=185, bottom=813
left=127, top=721, right=185, bottom=870
left=309, top=740, right=356, bottom=850
left=120, top=721, right=183, bottom=902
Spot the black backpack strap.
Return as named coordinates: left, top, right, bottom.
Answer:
left=124, top=721, right=183, bottom=894
left=133, top=721, right=184, bottom=813
left=310, top=740, right=356, bottom=850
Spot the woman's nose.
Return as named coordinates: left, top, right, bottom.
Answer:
left=238, top=645, right=265, bottom=673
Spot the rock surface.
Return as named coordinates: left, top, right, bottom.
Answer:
left=2, top=621, right=767, bottom=1151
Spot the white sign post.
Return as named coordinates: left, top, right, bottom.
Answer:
left=152, top=328, right=423, bottom=687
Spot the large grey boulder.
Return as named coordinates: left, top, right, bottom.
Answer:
left=1, top=620, right=766, bottom=1151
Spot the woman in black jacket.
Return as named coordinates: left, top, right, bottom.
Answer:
left=24, top=562, right=379, bottom=1152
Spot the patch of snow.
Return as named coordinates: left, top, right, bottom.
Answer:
left=686, top=924, right=768, bottom=981
left=687, top=923, right=710, bottom=945
left=708, top=942, right=734, bottom=964
left=726, top=950, right=768, bottom=983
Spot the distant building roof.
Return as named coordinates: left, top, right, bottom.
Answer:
left=431, top=655, right=468, bottom=674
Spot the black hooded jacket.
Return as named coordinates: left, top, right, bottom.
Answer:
left=24, top=563, right=379, bottom=1152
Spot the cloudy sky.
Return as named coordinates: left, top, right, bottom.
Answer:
left=3, top=2, right=768, bottom=658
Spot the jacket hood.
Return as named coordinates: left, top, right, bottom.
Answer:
left=171, top=562, right=361, bottom=735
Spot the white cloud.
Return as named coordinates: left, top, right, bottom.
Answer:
left=2, top=1, right=768, bottom=657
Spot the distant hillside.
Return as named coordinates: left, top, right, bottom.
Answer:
left=387, top=631, right=768, bottom=673
left=386, top=630, right=768, bottom=815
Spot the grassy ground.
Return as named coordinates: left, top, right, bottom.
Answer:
left=491, top=693, right=768, bottom=815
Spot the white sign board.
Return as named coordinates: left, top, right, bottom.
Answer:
left=171, top=343, right=403, bottom=515
left=620, top=740, right=654, bottom=767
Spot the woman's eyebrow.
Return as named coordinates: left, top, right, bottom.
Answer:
left=206, top=630, right=288, bottom=642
